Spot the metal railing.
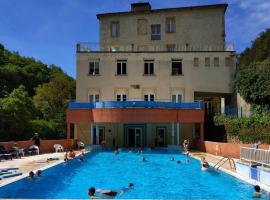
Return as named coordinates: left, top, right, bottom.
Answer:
left=213, top=157, right=236, bottom=170
left=240, top=146, right=270, bottom=166
left=76, top=42, right=235, bottom=52
left=68, top=100, right=203, bottom=110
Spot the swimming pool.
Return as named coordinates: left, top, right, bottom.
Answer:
left=0, top=149, right=268, bottom=199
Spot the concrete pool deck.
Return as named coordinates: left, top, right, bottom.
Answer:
left=0, top=152, right=70, bottom=187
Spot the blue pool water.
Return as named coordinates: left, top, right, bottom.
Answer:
left=0, top=149, right=269, bottom=199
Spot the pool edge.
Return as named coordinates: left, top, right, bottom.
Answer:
left=190, top=154, right=270, bottom=193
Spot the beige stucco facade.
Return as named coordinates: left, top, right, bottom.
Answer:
left=98, top=4, right=226, bottom=51
left=76, top=52, right=235, bottom=102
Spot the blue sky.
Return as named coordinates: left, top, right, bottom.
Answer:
left=0, top=0, right=269, bottom=78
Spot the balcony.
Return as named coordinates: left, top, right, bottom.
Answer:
left=68, top=100, right=203, bottom=110
left=76, top=42, right=235, bottom=52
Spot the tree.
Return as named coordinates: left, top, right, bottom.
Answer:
left=34, top=76, right=75, bottom=119
left=234, top=60, right=270, bottom=107
left=239, top=28, right=270, bottom=68
left=33, top=76, right=75, bottom=137
left=0, top=43, right=76, bottom=140
left=0, top=85, right=34, bottom=141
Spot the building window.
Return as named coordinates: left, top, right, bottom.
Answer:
left=137, top=19, right=147, bottom=35
left=111, top=21, right=119, bottom=37
left=151, top=24, right=161, bottom=40
left=166, top=44, right=176, bottom=52
left=144, top=94, right=155, bottom=101
left=214, top=57, right=219, bottom=67
left=116, top=60, right=127, bottom=75
left=194, top=57, right=199, bottom=67
left=89, top=93, right=99, bottom=102
left=89, top=61, right=100, bottom=75
left=205, top=57, right=210, bottom=67
left=171, top=60, right=183, bottom=75
left=144, top=60, right=154, bottom=75
left=116, top=94, right=127, bottom=101
left=225, top=57, right=233, bottom=67
left=172, top=93, right=182, bottom=102
left=166, top=17, right=175, bottom=33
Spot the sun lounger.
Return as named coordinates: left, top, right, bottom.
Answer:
left=0, top=171, right=12, bottom=175
left=24, top=145, right=39, bottom=156
left=1, top=172, right=22, bottom=179
left=0, top=168, right=19, bottom=171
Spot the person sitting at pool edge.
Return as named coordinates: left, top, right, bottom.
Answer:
left=88, top=187, right=99, bottom=199
left=253, top=185, right=262, bottom=198
left=64, top=151, right=69, bottom=161
left=201, top=157, right=210, bottom=170
left=69, top=150, right=76, bottom=159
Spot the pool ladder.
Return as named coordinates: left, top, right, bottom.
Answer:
left=213, top=157, right=236, bottom=170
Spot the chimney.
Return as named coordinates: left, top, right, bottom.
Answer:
left=131, top=2, right=151, bottom=12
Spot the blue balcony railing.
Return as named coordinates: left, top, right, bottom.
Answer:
left=68, top=101, right=203, bottom=110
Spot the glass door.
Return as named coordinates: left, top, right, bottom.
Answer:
left=156, top=128, right=166, bottom=147
left=128, top=128, right=143, bottom=147
left=128, top=128, right=135, bottom=147
left=135, top=128, right=142, bottom=147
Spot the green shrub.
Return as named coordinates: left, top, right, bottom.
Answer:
left=214, top=114, right=270, bottom=144
left=29, top=120, right=64, bottom=140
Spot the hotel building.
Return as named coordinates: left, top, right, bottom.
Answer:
left=67, top=2, right=236, bottom=149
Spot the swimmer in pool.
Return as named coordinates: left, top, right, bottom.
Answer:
left=96, top=183, right=134, bottom=198
left=35, top=170, right=42, bottom=176
left=79, top=151, right=84, bottom=161
left=88, top=187, right=99, bottom=199
left=170, top=157, right=175, bottom=161
left=29, top=171, right=35, bottom=178
left=253, top=185, right=262, bottom=198
left=141, top=156, right=146, bottom=162
left=177, top=160, right=181, bottom=164
left=201, top=157, right=210, bottom=170
left=114, top=147, right=119, bottom=155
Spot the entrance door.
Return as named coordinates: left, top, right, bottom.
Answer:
left=93, top=127, right=105, bottom=145
left=204, top=101, right=213, bottom=116
left=128, top=128, right=142, bottom=147
left=156, top=128, right=166, bottom=147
